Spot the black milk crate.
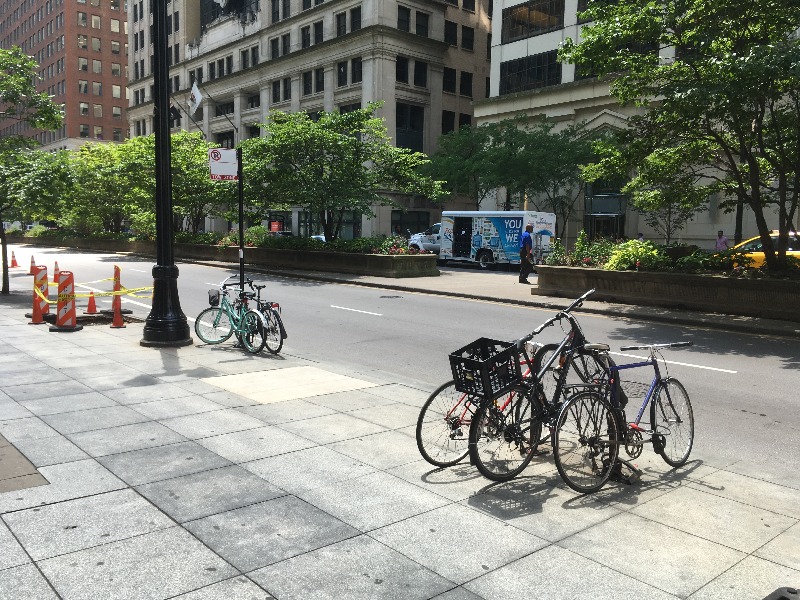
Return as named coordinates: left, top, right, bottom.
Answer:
left=449, top=338, right=523, bottom=401
left=208, top=289, right=220, bottom=307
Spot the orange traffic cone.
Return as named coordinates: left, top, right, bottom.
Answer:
left=10, top=251, right=19, bottom=268
left=29, top=267, right=47, bottom=326
left=49, top=271, right=83, bottom=332
left=53, top=261, right=60, bottom=283
left=110, top=294, right=125, bottom=328
left=85, top=291, right=99, bottom=314
left=29, top=255, right=36, bottom=274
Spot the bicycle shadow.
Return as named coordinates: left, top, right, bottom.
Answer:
left=463, top=463, right=566, bottom=520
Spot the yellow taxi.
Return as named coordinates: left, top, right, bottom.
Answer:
left=731, top=231, right=800, bottom=268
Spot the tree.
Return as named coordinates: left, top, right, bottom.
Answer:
left=240, top=103, right=445, bottom=241
left=427, top=124, right=495, bottom=210
left=0, top=46, right=63, bottom=294
left=560, top=0, right=800, bottom=270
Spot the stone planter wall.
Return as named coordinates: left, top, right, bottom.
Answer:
left=535, top=265, right=799, bottom=322
left=18, top=238, right=440, bottom=279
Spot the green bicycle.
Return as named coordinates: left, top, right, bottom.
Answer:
left=194, top=275, right=266, bottom=354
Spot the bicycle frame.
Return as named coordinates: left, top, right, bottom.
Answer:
left=608, top=356, right=662, bottom=432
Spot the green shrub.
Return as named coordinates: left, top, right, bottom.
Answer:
left=174, top=231, right=224, bottom=245
left=604, top=240, right=670, bottom=271
left=24, top=225, right=50, bottom=237
left=545, top=238, right=567, bottom=265
left=674, top=250, right=708, bottom=273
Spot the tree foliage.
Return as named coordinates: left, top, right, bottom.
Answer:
left=241, top=103, right=445, bottom=241
left=560, top=0, right=800, bottom=270
left=0, top=46, right=64, bottom=293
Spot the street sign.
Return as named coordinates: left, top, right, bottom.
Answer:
left=208, top=148, right=238, bottom=180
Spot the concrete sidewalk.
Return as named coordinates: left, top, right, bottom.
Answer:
left=1, top=285, right=799, bottom=599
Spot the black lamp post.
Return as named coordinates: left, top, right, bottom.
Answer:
left=140, top=0, right=192, bottom=347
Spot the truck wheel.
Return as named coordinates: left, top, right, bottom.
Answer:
left=477, top=250, right=494, bottom=269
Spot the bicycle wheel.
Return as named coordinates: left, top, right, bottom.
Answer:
left=554, top=390, right=620, bottom=494
left=416, top=380, right=475, bottom=467
left=263, top=308, right=284, bottom=355
left=241, top=310, right=266, bottom=354
left=468, top=388, right=541, bottom=482
left=572, top=350, right=609, bottom=384
left=195, top=308, right=234, bottom=344
left=650, top=377, right=694, bottom=467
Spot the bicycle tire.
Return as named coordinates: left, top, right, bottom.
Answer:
left=650, top=377, right=694, bottom=467
left=553, top=389, right=620, bottom=494
left=416, top=380, right=475, bottom=467
left=195, top=307, right=234, bottom=344
left=468, top=388, right=541, bottom=482
left=241, top=310, right=266, bottom=354
left=263, top=308, right=284, bottom=354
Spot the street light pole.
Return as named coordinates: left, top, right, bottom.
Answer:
left=140, top=0, right=192, bottom=347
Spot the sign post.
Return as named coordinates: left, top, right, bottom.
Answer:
left=209, top=148, right=245, bottom=293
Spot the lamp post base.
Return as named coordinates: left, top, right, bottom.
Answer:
left=140, top=264, right=192, bottom=347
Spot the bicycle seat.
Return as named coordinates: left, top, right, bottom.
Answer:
left=253, top=284, right=266, bottom=290
left=584, top=343, right=610, bottom=351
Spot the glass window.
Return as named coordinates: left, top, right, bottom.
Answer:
left=94, top=125, right=103, bottom=139
left=78, top=11, right=87, bottom=25
left=282, top=0, right=290, bottom=19
left=443, top=67, right=456, bottom=93
left=251, top=46, right=259, bottom=65
left=92, top=81, right=102, bottom=95
left=271, top=0, right=279, bottom=22
left=91, top=14, right=100, bottom=28
left=501, top=0, right=564, bottom=44
left=315, top=67, right=324, bottom=92
left=92, top=59, right=101, bottom=73
left=281, top=33, right=290, bottom=55
left=283, top=77, right=291, bottom=100
left=113, top=128, right=123, bottom=142
left=78, top=79, right=88, bottom=93
left=303, top=0, right=311, bottom=9
left=110, top=18, right=119, bottom=32
left=313, top=20, right=323, bottom=44
left=173, top=11, right=179, bottom=31
left=78, top=57, right=88, bottom=71
left=241, top=49, right=250, bottom=69
left=301, top=26, right=310, bottom=48
left=395, top=102, right=424, bottom=152
left=79, top=124, right=90, bottom=137
left=93, top=103, right=102, bottom=117
left=272, top=80, right=281, bottom=103
left=414, top=60, right=427, bottom=87
left=351, top=57, right=362, bottom=83
left=460, top=71, right=472, bottom=96
left=397, top=6, right=410, bottom=31
left=459, top=113, right=472, bottom=128
left=247, top=94, right=260, bottom=108
left=350, top=6, right=361, bottom=30
left=303, top=71, right=312, bottom=95
left=113, top=106, right=122, bottom=118
left=337, top=61, right=347, bottom=86
left=111, top=62, right=121, bottom=76
left=79, top=101, right=89, bottom=115
left=112, top=84, right=121, bottom=97
left=499, top=50, right=561, bottom=95
left=416, top=12, right=428, bottom=37
left=78, top=34, right=87, bottom=48
left=111, top=40, right=120, bottom=53
left=92, top=36, right=100, bottom=51
left=270, top=38, right=279, bottom=58
left=442, top=110, right=455, bottom=134
left=396, top=56, right=408, bottom=84
left=444, top=20, right=457, bottom=46
left=462, top=26, right=474, bottom=50
left=336, top=12, right=346, bottom=36
left=462, top=0, right=474, bottom=10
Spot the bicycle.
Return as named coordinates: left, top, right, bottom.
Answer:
left=553, top=341, right=695, bottom=494
left=246, top=281, right=287, bottom=355
left=416, top=290, right=612, bottom=481
left=194, top=276, right=266, bottom=354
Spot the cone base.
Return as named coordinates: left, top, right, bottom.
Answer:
left=49, top=325, right=84, bottom=332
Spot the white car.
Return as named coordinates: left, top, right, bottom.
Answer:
left=408, top=223, right=441, bottom=253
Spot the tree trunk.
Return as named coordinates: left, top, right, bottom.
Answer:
left=0, top=218, right=8, bottom=295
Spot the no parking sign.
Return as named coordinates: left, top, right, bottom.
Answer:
left=208, top=148, right=239, bottom=181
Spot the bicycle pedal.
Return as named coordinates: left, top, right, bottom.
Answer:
left=533, top=448, right=550, bottom=456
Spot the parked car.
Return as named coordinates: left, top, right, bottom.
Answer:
left=311, top=234, right=326, bottom=242
left=408, top=223, right=441, bottom=253
left=731, top=231, right=800, bottom=267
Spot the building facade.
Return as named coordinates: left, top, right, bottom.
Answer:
left=0, top=0, right=131, bottom=149
left=474, top=0, right=765, bottom=250
left=125, top=0, right=492, bottom=237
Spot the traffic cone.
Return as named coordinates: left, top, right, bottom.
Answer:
left=53, top=261, right=60, bottom=283
left=29, top=255, right=36, bottom=274
left=85, top=291, right=98, bottom=314
left=49, top=271, right=83, bottom=332
left=29, top=267, right=47, bottom=325
left=110, top=294, right=125, bottom=328
left=10, top=251, right=19, bottom=268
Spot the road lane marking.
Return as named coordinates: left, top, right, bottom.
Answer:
left=611, top=352, right=737, bottom=374
left=331, top=305, right=382, bottom=316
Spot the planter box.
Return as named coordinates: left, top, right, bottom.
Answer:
left=19, top=238, right=440, bottom=279
left=534, top=265, right=799, bottom=322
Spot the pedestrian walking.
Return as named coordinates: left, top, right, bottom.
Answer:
left=715, top=230, right=730, bottom=251
left=519, top=223, right=534, bottom=284
left=637, top=232, right=645, bottom=242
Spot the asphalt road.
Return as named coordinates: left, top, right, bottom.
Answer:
left=6, top=246, right=799, bottom=487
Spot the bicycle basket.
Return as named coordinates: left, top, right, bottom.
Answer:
left=208, top=289, right=220, bottom=307
left=449, top=337, right=522, bottom=401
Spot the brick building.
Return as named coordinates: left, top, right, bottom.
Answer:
left=0, top=0, right=130, bottom=150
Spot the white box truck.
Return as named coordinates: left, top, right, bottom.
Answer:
left=439, top=211, right=557, bottom=269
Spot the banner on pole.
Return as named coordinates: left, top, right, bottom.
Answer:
left=208, top=148, right=238, bottom=181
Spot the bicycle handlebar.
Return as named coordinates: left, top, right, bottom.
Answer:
left=515, top=289, right=596, bottom=350
left=619, top=341, right=694, bottom=351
